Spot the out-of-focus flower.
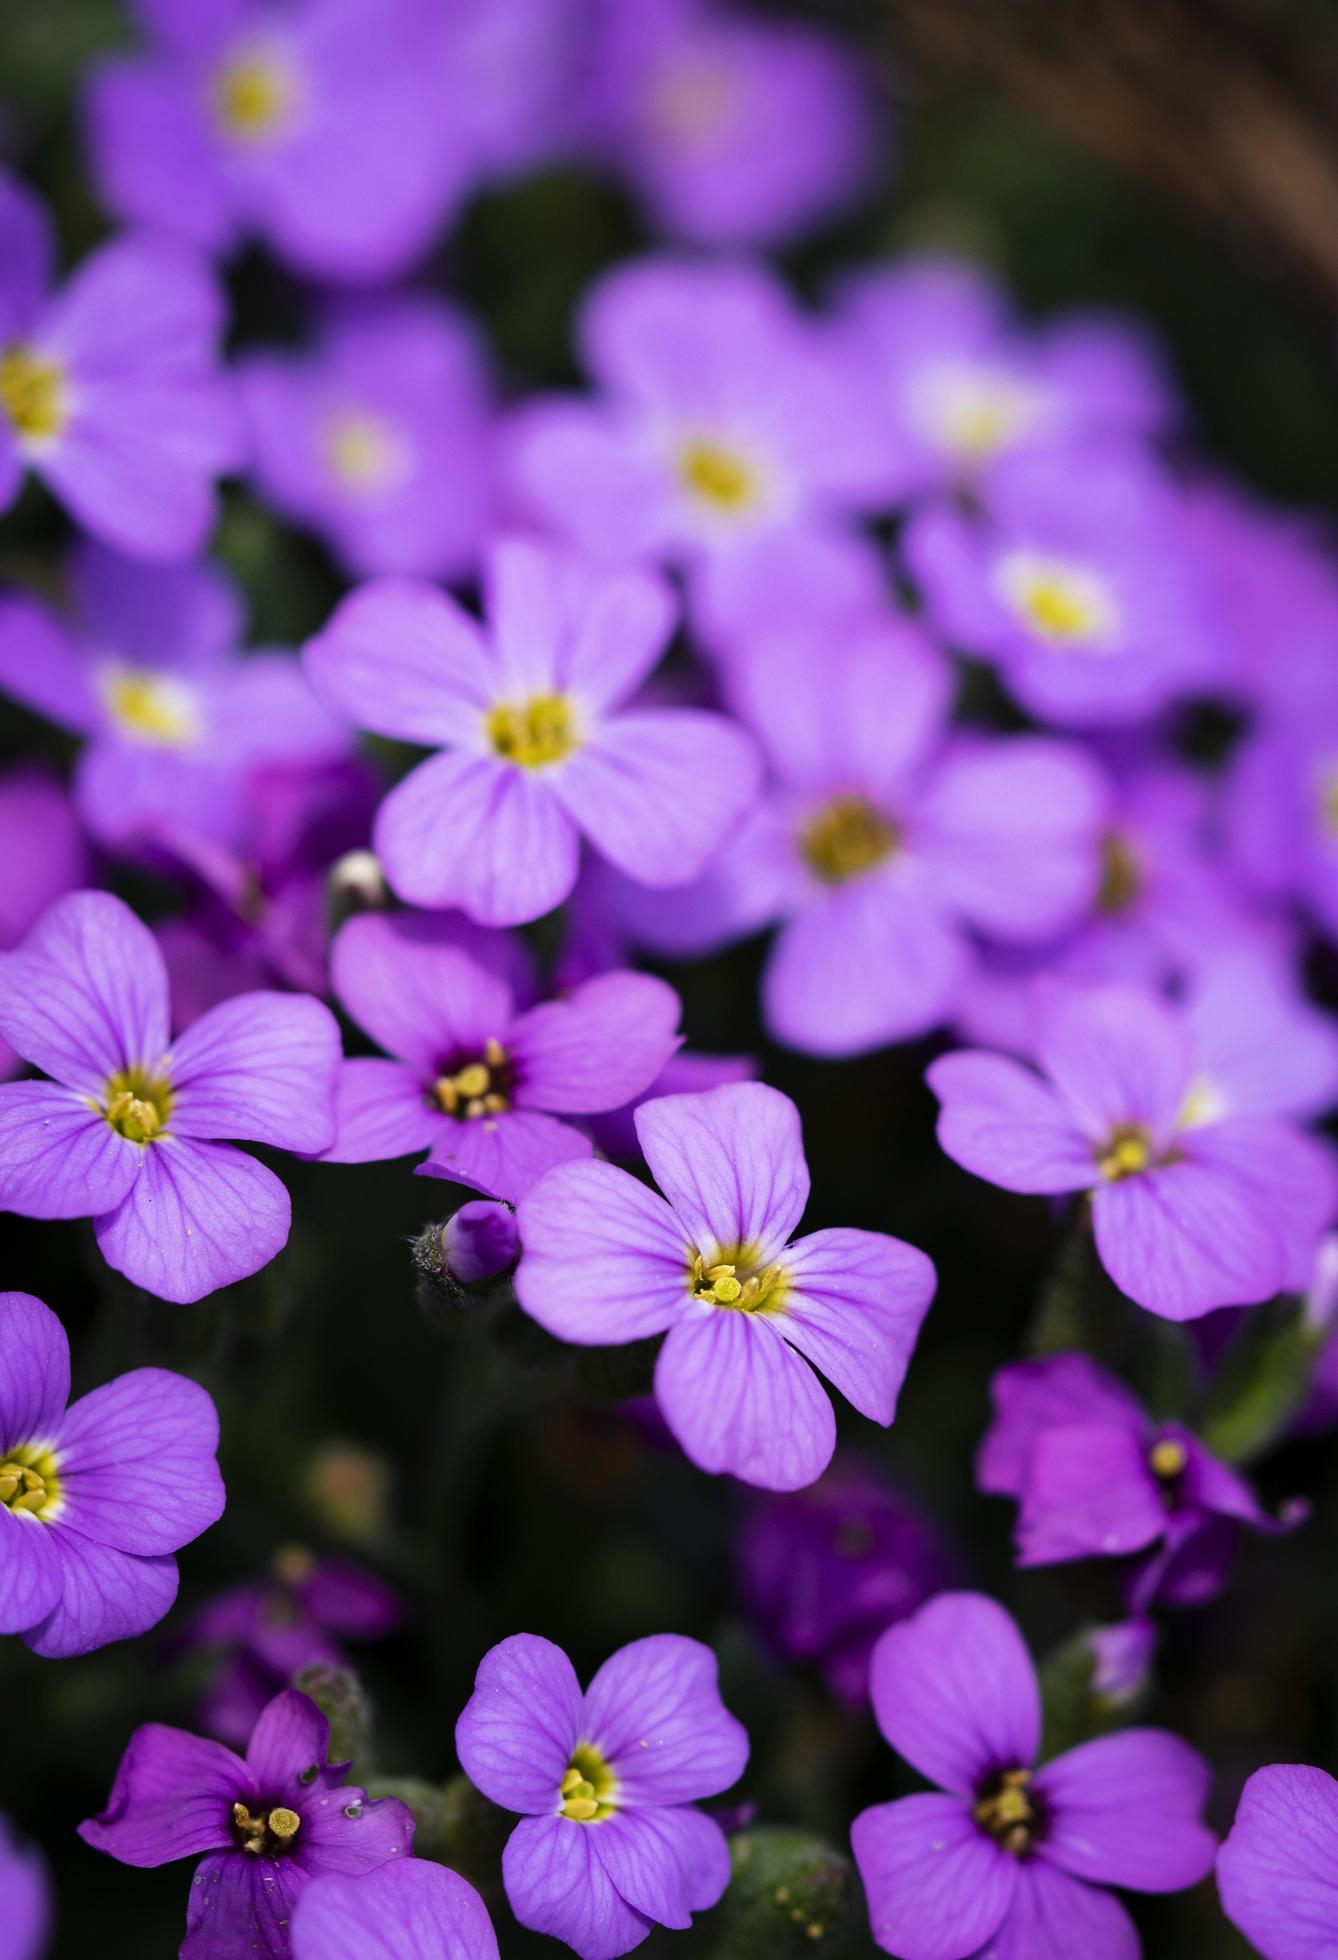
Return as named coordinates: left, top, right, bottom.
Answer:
left=1224, top=681, right=1338, bottom=944
left=979, top=1355, right=1303, bottom=1609
left=516, top=1082, right=935, bottom=1490
left=292, top=1858, right=499, bottom=1960
left=320, top=908, right=681, bottom=1201
left=905, top=447, right=1214, bottom=726
left=240, top=296, right=496, bottom=581
left=588, top=1049, right=755, bottom=1163
left=304, top=536, right=760, bottom=924
left=1087, top=1619, right=1157, bottom=1708
left=0, top=544, right=347, bottom=856
left=1217, top=1762, right=1338, bottom=1959
left=0, top=1813, right=50, bottom=1960
left=302, top=1442, right=393, bottom=1548
left=0, top=170, right=237, bottom=560
left=851, top=1592, right=1216, bottom=1960
left=456, top=1630, right=747, bottom=1958
left=0, top=1290, right=222, bottom=1659
left=83, top=0, right=457, bottom=283
left=739, top=1464, right=953, bottom=1705
left=0, top=770, right=89, bottom=1081
left=591, top=0, right=877, bottom=248
left=0, top=890, right=340, bottom=1302
left=434, top=0, right=599, bottom=181
left=79, top=1687, right=414, bottom=1959
left=929, top=979, right=1337, bottom=1320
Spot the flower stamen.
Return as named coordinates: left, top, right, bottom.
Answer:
left=433, top=1037, right=511, bottom=1119
left=800, top=796, right=897, bottom=885
left=487, top=696, right=577, bottom=770
left=559, top=1743, right=617, bottom=1823
left=0, top=345, right=67, bottom=445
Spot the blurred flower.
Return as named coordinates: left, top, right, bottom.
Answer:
left=0, top=170, right=237, bottom=560
left=304, top=536, right=760, bottom=925
left=301, top=1443, right=393, bottom=1548
left=0, top=770, right=89, bottom=1081
left=1087, top=1619, right=1156, bottom=1707
left=433, top=0, right=600, bottom=181
left=929, top=979, right=1337, bottom=1320
left=739, top=1464, right=953, bottom=1706
left=0, top=1289, right=222, bottom=1659
left=441, top=1200, right=521, bottom=1285
left=1217, top=1763, right=1338, bottom=1959
left=851, top=1592, right=1216, bottom=1959
left=1225, top=677, right=1338, bottom=944
left=0, top=1812, right=50, bottom=1960
left=516, top=1082, right=935, bottom=1490
left=456, top=1630, right=747, bottom=1957
left=292, top=1859, right=498, bottom=1960
left=79, top=1688, right=414, bottom=1958
left=0, top=891, right=340, bottom=1302
left=587, top=1049, right=755, bottom=1163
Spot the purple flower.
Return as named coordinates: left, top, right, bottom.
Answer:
left=0, top=1289, right=222, bottom=1659
left=515, top=1081, right=936, bottom=1490
left=739, top=1464, right=954, bottom=1706
left=1225, top=682, right=1338, bottom=943
left=590, top=0, right=876, bottom=247
left=0, top=769, right=89, bottom=1080
left=186, top=1546, right=400, bottom=1748
left=79, top=1687, right=414, bottom=1959
left=304, top=536, right=760, bottom=924
left=587, top=1048, right=755, bottom=1164
left=0, top=1812, right=50, bottom=1960
left=928, top=979, right=1337, bottom=1319
left=291, top=1858, right=498, bottom=1960
left=978, top=1355, right=1301, bottom=1609
left=433, top=0, right=598, bottom=182
left=851, top=1592, right=1216, bottom=1960
left=0, top=890, right=340, bottom=1303
left=1087, top=1620, right=1157, bottom=1708
left=1217, top=1762, right=1338, bottom=1960
left=83, top=0, right=457, bottom=283
left=441, top=1200, right=521, bottom=1286
left=321, top=909, right=682, bottom=1201
left=0, top=544, right=347, bottom=856
left=455, top=1630, right=748, bottom=1958
left=240, top=296, right=496, bottom=581
left=904, top=447, right=1214, bottom=727
left=0, top=170, right=238, bottom=560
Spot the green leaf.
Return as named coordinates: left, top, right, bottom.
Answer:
left=1199, top=1296, right=1320, bottom=1465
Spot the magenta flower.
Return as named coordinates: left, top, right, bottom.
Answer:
left=904, top=447, right=1214, bottom=727
left=456, top=1631, right=748, bottom=1958
left=240, top=295, right=496, bottom=581
left=979, top=1355, right=1302, bottom=1609
left=292, top=1859, right=498, bottom=1960
left=321, top=909, right=682, bottom=1201
left=304, top=537, right=759, bottom=925
left=83, top=0, right=457, bottom=283
left=0, top=1813, right=50, bottom=1960
left=851, top=1592, right=1216, bottom=1960
left=0, top=1290, right=223, bottom=1659
left=0, top=769, right=89, bottom=1081
left=929, top=980, right=1337, bottom=1319
left=1217, top=1762, right=1338, bottom=1959
left=0, top=543, right=347, bottom=855
left=516, top=1082, right=936, bottom=1490
left=80, top=1687, right=414, bottom=1960
left=0, top=890, right=340, bottom=1303
left=0, top=170, right=237, bottom=561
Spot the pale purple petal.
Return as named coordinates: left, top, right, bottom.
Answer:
left=0, top=170, right=53, bottom=340
left=510, top=972, right=681, bottom=1113
left=291, top=1861, right=500, bottom=1960
left=1034, top=981, right=1192, bottom=1148
left=653, top=1310, right=836, bottom=1491
left=56, top=1367, right=222, bottom=1555
left=320, top=1059, right=442, bottom=1164
left=1217, top=1763, right=1338, bottom=1960
left=981, top=1860, right=1140, bottom=1960
left=23, top=1529, right=179, bottom=1660
left=0, top=890, right=169, bottom=1093
left=1183, top=1118, right=1338, bottom=1293
left=514, top=1159, right=688, bottom=1344
left=635, top=1082, right=809, bottom=1265
left=168, top=991, right=340, bottom=1153
left=94, top=1137, right=291, bottom=1305
left=1036, top=1728, right=1215, bottom=1890
left=589, top=1807, right=730, bottom=1931
left=294, top=1787, right=414, bottom=1878
left=182, top=1849, right=303, bottom=1960
left=502, top=1813, right=652, bottom=1960
left=1092, top=1161, right=1284, bottom=1320
left=850, top=1795, right=1016, bottom=1960
left=417, top=1108, right=592, bottom=1204
left=583, top=1635, right=748, bottom=1806
left=455, top=1632, right=583, bottom=1815
left=78, top=1723, right=243, bottom=1866
left=868, top=1593, right=1041, bottom=1796
left=0, top=1082, right=144, bottom=1220
left=0, top=1291, right=69, bottom=1453
left=1014, top=1425, right=1166, bottom=1565
left=486, top=538, right=676, bottom=708
left=329, top=911, right=515, bottom=1077
left=927, top=1053, right=1094, bottom=1195
left=303, top=581, right=493, bottom=745
left=777, top=1228, right=936, bottom=1424
left=0, top=594, right=101, bottom=733
left=0, top=1507, right=63, bottom=1635
left=977, top=1356, right=1149, bottom=1495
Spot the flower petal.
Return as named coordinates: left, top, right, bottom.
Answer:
left=1216, top=1763, right=1338, bottom=1960
left=0, top=1505, right=64, bottom=1635
left=296, top=1787, right=415, bottom=1878
left=1034, top=981, right=1192, bottom=1149
left=0, top=1290, right=69, bottom=1454
left=927, top=1053, right=1097, bottom=1196
left=303, top=579, right=494, bottom=745
left=181, top=1848, right=303, bottom=1960
left=0, top=593, right=101, bottom=733
left=514, top=1159, right=688, bottom=1344
left=78, top=1724, right=244, bottom=1867
left=247, top=1690, right=334, bottom=1800
left=589, top=1806, right=730, bottom=1930
left=329, top=911, right=516, bottom=1076
left=455, top=1632, right=583, bottom=1815
left=653, top=1310, right=836, bottom=1491
left=93, top=1137, right=291, bottom=1305
left=320, top=1059, right=442, bottom=1165
left=1092, top=1161, right=1283, bottom=1320
left=510, top=972, right=681, bottom=1114
left=980, top=1860, right=1139, bottom=1960
left=584, top=1635, right=748, bottom=1806
left=1014, top=1424, right=1167, bottom=1566
left=291, top=1862, right=500, bottom=1960
left=0, top=1082, right=144, bottom=1220
left=169, top=992, right=341, bottom=1153
left=417, top=1108, right=592, bottom=1204
left=850, top=1794, right=1016, bottom=1960
left=1036, top=1729, right=1215, bottom=1890
left=486, top=537, right=676, bottom=709
left=0, top=889, right=169, bottom=1093
left=56, top=1367, right=222, bottom=1555
left=868, top=1593, right=1040, bottom=1797
left=502, top=1813, right=652, bottom=1960
left=635, top=1081, right=809, bottom=1266
left=23, top=1528, right=179, bottom=1660
left=977, top=1356, right=1149, bottom=1496
left=777, top=1227, right=936, bottom=1424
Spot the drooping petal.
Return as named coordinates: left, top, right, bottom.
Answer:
left=777, top=1227, right=936, bottom=1424
left=1092, top=1160, right=1284, bottom=1320
left=320, top=1059, right=442, bottom=1165
left=56, top=1367, right=222, bottom=1556
left=514, top=1159, right=688, bottom=1345
left=584, top=1635, right=749, bottom=1806
left=589, top=1806, right=730, bottom=1931
left=246, top=1690, right=334, bottom=1802
left=416, top=1108, right=591, bottom=1204
left=0, top=1082, right=144, bottom=1220
left=980, top=1860, right=1140, bottom=1960
left=181, top=1848, right=303, bottom=1960
left=168, top=992, right=341, bottom=1153
left=329, top=911, right=516, bottom=1076
left=635, top=1081, right=809, bottom=1266
left=93, top=1136, right=291, bottom=1305
left=78, top=1724, right=244, bottom=1866
left=850, top=1795, right=1016, bottom=1960
left=1013, top=1425, right=1166, bottom=1565
left=0, top=1291, right=69, bottom=1454
left=1033, top=981, right=1192, bottom=1150
left=1216, top=1763, right=1338, bottom=1960
left=502, top=1814, right=653, bottom=1960
left=653, top=1310, right=836, bottom=1491
left=0, top=889, right=169, bottom=1093
left=291, top=1862, right=500, bottom=1960
left=23, top=1529, right=179, bottom=1660
left=1036, top=1728, right=1215, bottom=1891
left=455, top=1632, right=583, bottom=1816
left=0, top=1506, right=64, bottom=1635
left=302, top=579, right=494, bottom=744
left=510, top=971, right=681, bottom=1114
left=977, top=1355, right=1150, bottom=1496
left=867, top=1593, right=1041, bottom=1797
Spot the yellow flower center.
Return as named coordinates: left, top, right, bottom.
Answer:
left=0, top=1442, right=61, bottom=1522
left=0, top=345, right=67, bottom=444
left=973, top=1768, right=1036, bottom=1856
left=1096, top=1122, right=1153, bottom=1182
left=432, top=1038, right=510, bottom=1119
left=689, top=1246, right=787, bottom=1314
left=996, top=551, right=1119, bottom=649
left=559, top=1743, right=617, bottom=1823
left=212, top=52, right=294, bottom=140
left=99, top=666, right=203, bottom=747
left=1149, top=1437, right=1188, bottom=1481
left=677, top=439, right=758, bottom=513
left=233, top=1801, right=302, bottom=1853
left=918, top=367, right=1044, bottom=463
left=800, top=796, right=898, bottom=885
left=1097, top=833, right=1142, bottom=914
left=322, top=411, right=403, bottom=493
left=486, top=695, right=578, bottom=770
left=103, top=1067, right=173, bottom=1145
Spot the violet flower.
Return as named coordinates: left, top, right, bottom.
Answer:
left=0, top=890, right=340, bottom=1303
left=291, top=1858, right=498, bottom=1960
left=0, top=1812, right=50, bottom=1960
left=0, top=1289, right=223, bottom=1659
left=1217, top=1762, right=1338, bottom=1959
left=80, top=1687, right=414, bottom=1960
left=516, top=1081, right=936, bottom=1490
left=1225, top=680, right=1338, bottom=944
left=455, top=1630, right=748, bottom=1958
left=851, top=1591, right=1216, bottom=1960
left=928, top=978, right=1337, bottom=1319
left=304, top=536, right=760, bottom=925
left=440, top=1199, right=521, bottom=1286
left=0, top=169, right=238, bottom=561
left=0, top=769, right=89, bottom=1081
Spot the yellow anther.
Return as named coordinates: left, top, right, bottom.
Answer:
left=433, top=1048, right=511, bottom=1120
left=102, top=669, right=202, bottom=747
left=103, top=1068, right=172, bottom=1145
left=1097, top=1124, right=1152, bottom=1182
left=0, top=346, right=67, bottom=443
left=213, top=53, right=292, bottom=139
left=268, top=1808, right=301, bottom=1841
left=1149, top=1438, right=1188, bottom=1481
left=974, top=1767, right=1035, bottom=1855
left=0, top=1444, right=61, bottom=1521
left=678, top=439, right=757, bottom=513
left=487, top=694, right=577, bottom=770
left=1098, top=833, right=1142, bottom=914
left=710, top=1273, right=743, bottom=1304
left=454, top=1063, right=490, bottom=1099
left=559, top=1744, right=616, bottom=1823
left=799, top=796, right=898, bottom=885
left=485, top=1037, right=506, bottom=1067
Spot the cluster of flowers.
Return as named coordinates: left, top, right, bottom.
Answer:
left=4, top=0, right=1338, bottom=1955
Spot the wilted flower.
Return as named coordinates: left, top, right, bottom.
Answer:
left=292, top=1858, right=499, bottom=1960
left=1217, top=1762, right=1338, bottom=1960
